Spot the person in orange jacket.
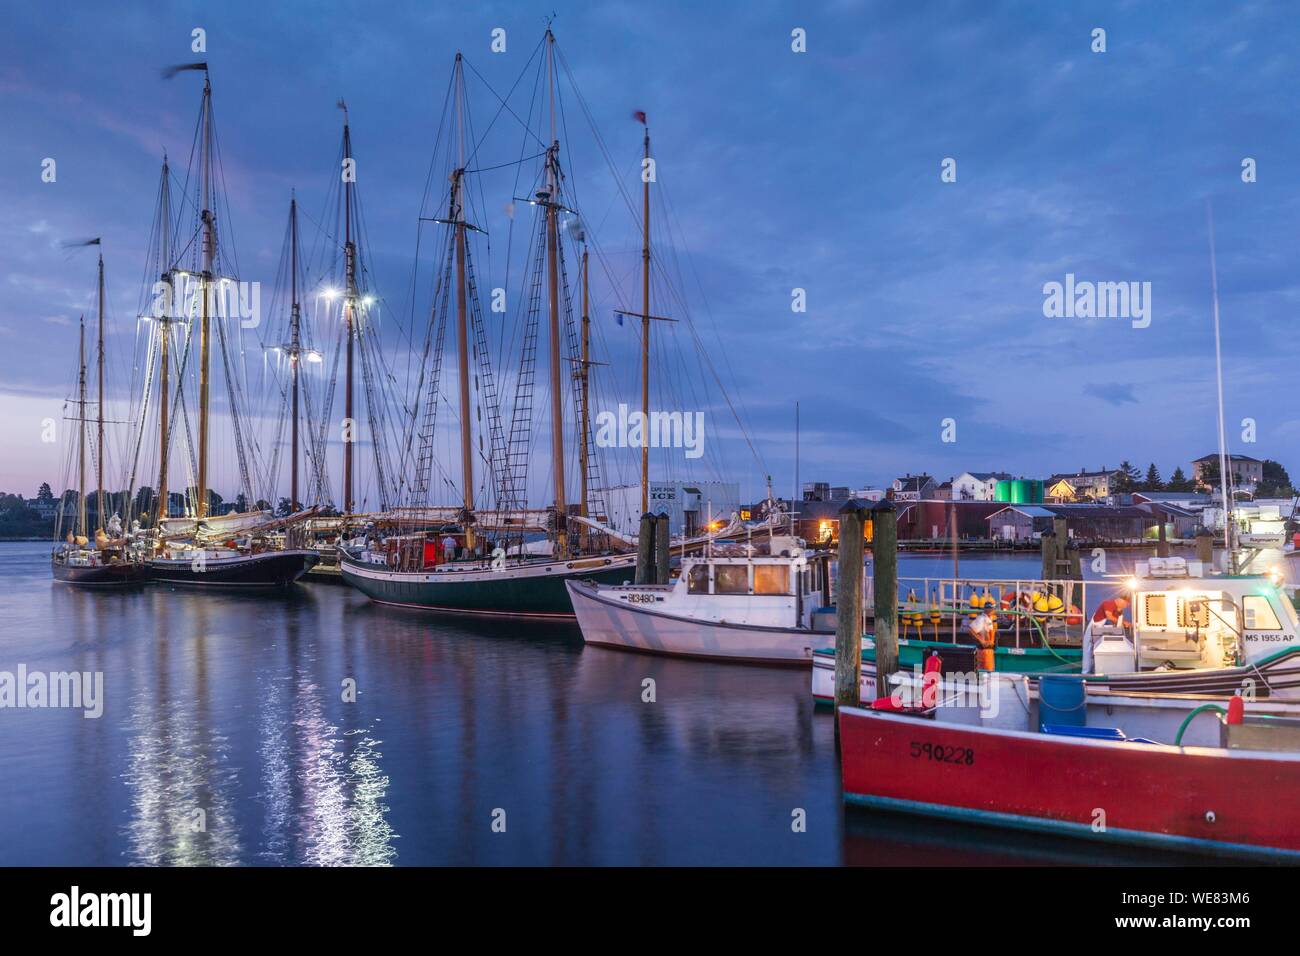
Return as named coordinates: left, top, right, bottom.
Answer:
left=966, top=607, right=997, bottom=671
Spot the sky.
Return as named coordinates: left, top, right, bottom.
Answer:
left=2, top=0, right=1299, bottom=507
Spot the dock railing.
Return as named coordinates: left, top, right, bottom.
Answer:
left=880, top=576, right=1125, bottom=649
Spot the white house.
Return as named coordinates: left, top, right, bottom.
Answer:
left=951, top=471, right=1013, bottom=501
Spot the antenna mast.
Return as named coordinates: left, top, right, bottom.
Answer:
left=1207, top=202, right=1235, bottom=572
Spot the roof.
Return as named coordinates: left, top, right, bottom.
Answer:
left=893, top=474, right=934, bottom=491
left=987, top=505, right=1056, bottom=519
left=1193, top=453, right=1261, bottom=463
left=1048, top=469, right=1120, bottom=482
left=966, top=471, right=1014, bottom=481
left=1132, top=491, right=1207, bottom=502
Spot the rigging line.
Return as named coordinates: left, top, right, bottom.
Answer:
left=461, top=40, right=550, bottom=156
left=465, top=151, right=548, bottom=175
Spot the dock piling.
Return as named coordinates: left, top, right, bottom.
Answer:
left=654, top=512, right=670, bottom=584
left=872, top=500, right=899, bottom=700
left=635, top=512, right=655, bottom=585
left=834, top=500, right=869, bottom=709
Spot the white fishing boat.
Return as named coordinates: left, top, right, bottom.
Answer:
left=567, top=536, right=832, bottom=663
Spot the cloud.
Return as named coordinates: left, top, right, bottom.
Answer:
left=1081, top=383, right=1140, bottom=406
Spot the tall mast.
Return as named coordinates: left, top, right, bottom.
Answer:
left=157, top=158, right=172, bottom=528
left=289, top=192, right=302, bottom=510
left=341, top=103, right=356, bottom=517
left=452, top=56, right=476, bottom=550
left=96, top=246, right=106, bottom=530
left=640, top=120, right=651, bottom=515
left=545, top=29, right=568, bottom=558
left=196, top=71, right=214, bottom=521
left=579, top=242, right=590, bottom=528
left=78, top=316, right=87, bottom=539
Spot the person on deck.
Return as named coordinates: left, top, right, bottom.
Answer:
left=1083, top=596, right=1131, bottom=672
left=441, top=533, right=458, bottom=561
left=966, top=607, right=997, bottom=671
left=1092, top=597, right=1131, bottom=632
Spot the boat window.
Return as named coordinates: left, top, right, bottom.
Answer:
left=687, top=563, right=710, bottom=594
left=1142, top=594, right=1167, bottom=628
left=715, top=564, right=748, bottom=594
left=754, top=565, right=790, bottom=595
left=1177, top=597, right=1210, bottom=629
left=1243, top=594, right=1282, bottom=631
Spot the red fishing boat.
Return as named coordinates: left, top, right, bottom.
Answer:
left=838, top=699, right=1300, bottom=861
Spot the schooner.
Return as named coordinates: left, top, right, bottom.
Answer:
left=338, top=34, right=641, bottom=616
left=50, top=241, right=149, bottom=586
left=140, top=63, right=318, bottom=586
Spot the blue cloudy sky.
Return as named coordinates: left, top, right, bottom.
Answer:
left=2, top=0, right=1299, bottom=505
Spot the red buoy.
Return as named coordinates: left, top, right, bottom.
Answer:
left=1228, top=693, right=1245, bottom=725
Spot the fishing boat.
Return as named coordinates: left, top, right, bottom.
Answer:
left=838, top=686, right=1300, bottom=861
left=134, top=64, right=315, bottom=587
left=814, top=555, right=1300, bottom=705
left=567, top=535, right=832, bottom=662
left=51, top=245, right=148, bottom=588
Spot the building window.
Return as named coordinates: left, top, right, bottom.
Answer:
left=754, top=565, right=790, bottom=596
left=1243, top=595, right=1282, bottom=631
left=715, top=564, right=748, bottom=594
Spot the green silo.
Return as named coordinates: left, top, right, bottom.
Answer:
left=995, top=480, right=1013, bottom=502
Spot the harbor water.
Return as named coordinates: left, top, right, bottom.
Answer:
left=0, top=541, right=1225, bottom=865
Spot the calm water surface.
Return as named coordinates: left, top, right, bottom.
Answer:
left=0, top=542, right=1214, bottom=865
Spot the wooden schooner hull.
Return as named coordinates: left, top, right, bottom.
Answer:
left=339, top=551, right=638, bottom=618
left=51, top=557, right=149, bottom=588
left=148, top=549, right=319, bottom=588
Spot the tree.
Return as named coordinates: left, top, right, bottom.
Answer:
left=1258, top=459, right=1294, bottom=497
left=1197, top=458, right=1220, bottom=490
left=37, top=483, right=54, bottom=502
left=1142, top=463, right=1163, bottom=492
left=275, top=497, right=293, bottom=517
left=1112, top=461, right=1141, bottom=494
left=1166, top=466, right=1194, bottom=492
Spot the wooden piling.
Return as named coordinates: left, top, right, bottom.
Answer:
left=871, top=499, right=899, bottom=700
left=635, top=512, right=656, bottom=585
left=834, top=500, right=868, bottom=709
left=654, top=512, right=670, bottom=584
left=1040, top=529, right=1055, bottom=582
left=1196, top=530, right=1213, bottom=566
left=1157, top=516, right=1169, bottom=558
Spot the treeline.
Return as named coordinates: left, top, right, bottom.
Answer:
left=2, top=482, right=331, bottom=539
left=1112, top=459, right=1295, bottom=497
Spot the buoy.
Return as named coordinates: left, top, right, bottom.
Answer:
left=1066, top=604, right=1083, bottom=626
left=922, top=652, right=941, bottom=708
left=1228, top=693, right=1245, bottom=725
